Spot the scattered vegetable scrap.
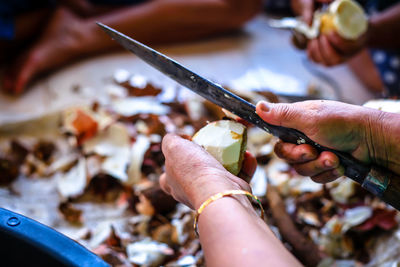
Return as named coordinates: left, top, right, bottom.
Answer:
left=0, top=70, right=399, bottom=267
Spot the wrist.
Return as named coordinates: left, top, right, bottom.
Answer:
left=193, top=188, right=261, bottom=233
left=363, top=109, right=400, bottom=173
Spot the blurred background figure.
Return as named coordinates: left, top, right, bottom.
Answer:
left=0, top=0, right=262, bottom=94
left=291, top=0, right=400, bottom=98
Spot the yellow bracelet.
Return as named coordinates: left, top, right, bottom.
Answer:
left=193, top=189, right=265, bottom=236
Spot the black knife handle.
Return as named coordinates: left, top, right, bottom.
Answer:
left=0, top=208, right=110, bottom=267
left=362, top=165, right=400, bottom=210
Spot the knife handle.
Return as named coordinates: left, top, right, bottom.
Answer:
left=265, top=122, right=400, bottom=210
left=362, top=166, right=400, bottom=211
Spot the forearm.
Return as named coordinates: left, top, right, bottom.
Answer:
left=160, top=135, right=301, bottom=266
left=367, top=3, right=400, bottom=49
left=80, top=0, right=261, bottom=53
left=197, top=195, right=301, bottom=266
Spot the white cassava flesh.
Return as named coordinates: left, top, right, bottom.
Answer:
left=318, top=0, right=367, bottom=40
left=192, top=120, right=247, bottom=175
left=293, top=0, right=367, bottom=40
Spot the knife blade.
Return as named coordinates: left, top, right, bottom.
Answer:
left=97, top=23, right=400, bottom=210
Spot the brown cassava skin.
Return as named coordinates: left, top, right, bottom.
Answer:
left=236, top=127, right=247, bottom=175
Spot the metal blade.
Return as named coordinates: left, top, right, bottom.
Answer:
left=96, top=23, right=400, bottom=210
left=97, top=23, right=269, bottom=130
left=97, top=23, right=314, bottom=144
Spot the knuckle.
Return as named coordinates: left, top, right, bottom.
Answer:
left=162, top=136, right=179, bottom=154
left=311, top=169, right=339, bottom=184
left=275, top=143, right=296, bottom=161
left=275, top=104, right=295, bottom=125
left=273, top=142, right=285, bottom=158
left=302, top=101, right=325, bottom=122
left=293, top=164, right=309, bottom=176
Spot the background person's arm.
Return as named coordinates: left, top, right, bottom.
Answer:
left=3, top=0, right=262, bottom=94
left=367, top=3, right=400, bottom=49
left=159, top=134, right=302, bottom=267
left=81, top=0, right=263, bottom=52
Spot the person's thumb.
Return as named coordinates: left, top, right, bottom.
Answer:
left=256, top=101, right=305, bottom=130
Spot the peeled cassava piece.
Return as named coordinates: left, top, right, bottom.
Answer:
left=192, top=120, right=247, bottom=175
left=318, top=0, right=368, bottom=40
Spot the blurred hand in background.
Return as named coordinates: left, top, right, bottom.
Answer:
left=291, top=0, right=400, bottom=96
left=1, top=0, right=262, bottom=94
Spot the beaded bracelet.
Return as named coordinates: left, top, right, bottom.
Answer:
left=193, top=189, right=265, bottom=236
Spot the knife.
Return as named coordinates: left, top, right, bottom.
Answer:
left=97, top=23, right=400, bottom=211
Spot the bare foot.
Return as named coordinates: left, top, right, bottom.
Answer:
left=3, top=7, right=93, bottom=94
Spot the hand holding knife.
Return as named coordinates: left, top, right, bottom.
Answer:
left=97, top=23, right=400, bottom=211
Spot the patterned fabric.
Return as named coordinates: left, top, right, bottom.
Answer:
left=0, top=16, right=13, bottom=40
left=370, top=49, right=400, bottom=97
left=0, top=0, right=145, bottom=40
left=365, top=0, right=400, bottom=97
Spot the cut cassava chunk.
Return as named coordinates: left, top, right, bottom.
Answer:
left=292, top=0, right=367, bottom=40
left=318, top=0, right=367, bottom=40
left=192, top=120, right=247, bottom=175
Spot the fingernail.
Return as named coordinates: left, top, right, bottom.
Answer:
left=258, top=102, right=270, bottom=112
